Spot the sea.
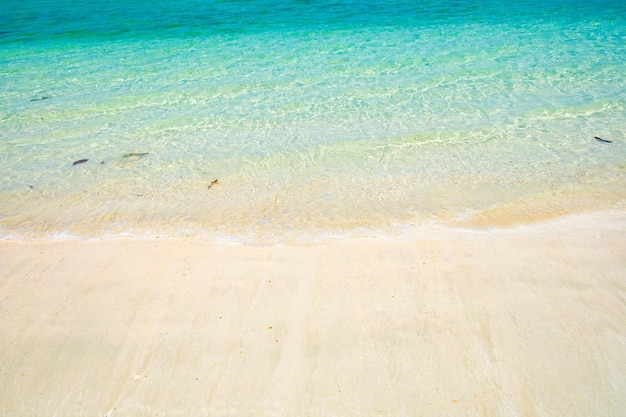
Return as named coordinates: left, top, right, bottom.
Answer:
left=1, top=0, right=625, bottom=243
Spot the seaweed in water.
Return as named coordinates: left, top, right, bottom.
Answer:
left=594, top=136, right=612, bottom=143
left=123, top=152, right=149, bottom=158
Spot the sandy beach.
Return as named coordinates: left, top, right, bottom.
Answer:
left=1, top=210, right=625, bottom=416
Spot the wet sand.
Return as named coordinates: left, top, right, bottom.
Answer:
left=1, top=210, right=625, bottom=416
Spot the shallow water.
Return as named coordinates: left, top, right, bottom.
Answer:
left=1, top=0, right=625, bottom=242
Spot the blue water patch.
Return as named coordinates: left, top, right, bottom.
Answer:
left=1, top=0, right=625, bottom=241
left=2, top=0, right=626, bottom=42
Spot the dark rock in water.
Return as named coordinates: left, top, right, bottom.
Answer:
left=73, top=159, right=89, bottom=165
left=594, top=136, right=612, bottom=143
left=123, top=152, right=149, bottom=158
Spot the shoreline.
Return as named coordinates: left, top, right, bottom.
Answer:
left=2, top=199, right=625, bottom=245
left=1, top=209, right=625, bottom=416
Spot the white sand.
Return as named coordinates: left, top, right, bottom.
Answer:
left=1, top=210, right=625, bottom=416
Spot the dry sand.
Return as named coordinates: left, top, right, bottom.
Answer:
left=1, top=210, right=625, bottom=416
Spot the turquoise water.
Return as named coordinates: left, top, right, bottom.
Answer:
left=1, top=0, right=625, bottom=242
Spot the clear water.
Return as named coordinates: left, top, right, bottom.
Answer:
left=1, top=0, right=625, bottom=242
